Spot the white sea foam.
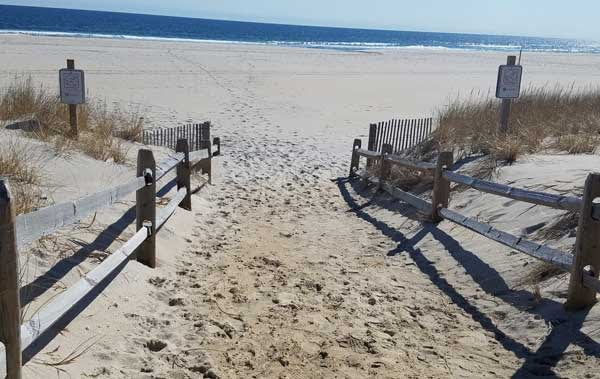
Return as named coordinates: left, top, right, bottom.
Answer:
left=0, top=29, right=598, bottom=54
left=0, top=29, right=260, bottom=45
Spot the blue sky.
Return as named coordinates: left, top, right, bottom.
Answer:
left=1, top=0, right=598, bottom=40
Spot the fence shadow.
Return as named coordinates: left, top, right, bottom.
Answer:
left=20, top=177, right=177, bottom=308
left=157, top=177, right=177, bottom=197
left=22, top=256, right=128, bottom=363
left=20, top=206, right=136, bottom=308
left=18, top=205, right=137, bottom=363
left=336, top=177, right=600, bottom=378
left=428, top=227, right=600, bottom=377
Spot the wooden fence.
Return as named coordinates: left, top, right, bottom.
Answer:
left=349, top=140, right=600, bottom=312
left=368, top=117, right=435, bottom=155
left=0, top=137, right=215, bottom=378
left=142, top=122, right=221, bottom=156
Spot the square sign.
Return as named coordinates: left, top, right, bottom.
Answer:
left=496, top=65, right=523, bottom=99
left=59, top=69, right=85, bottom=104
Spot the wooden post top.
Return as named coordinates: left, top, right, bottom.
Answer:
left=0, top=177, right=11, bottom=205
left=430, top=151, right=454, bottom=222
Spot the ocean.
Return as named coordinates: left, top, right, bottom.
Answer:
left=0, top=4, right=598, bottom=54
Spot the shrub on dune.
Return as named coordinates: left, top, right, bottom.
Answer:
left=434, top=84, right=600, bottom=162
left=0, top=139, right=43, bottom=214
left=0, top=75, right=145, bottom=162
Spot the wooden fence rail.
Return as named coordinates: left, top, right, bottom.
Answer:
left=438, top=207, right=573, bottom=272
left=349, top=137, right=600, bottom=312
left=0, top=137, right=217, bottom=378
left=443, top=170, right=583, bottom=213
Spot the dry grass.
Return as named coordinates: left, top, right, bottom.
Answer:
left=0, top=139, right=43, bottom=214
left=0, top=75, right=145, bottom=162
left=428, top=85, right=600, bottom=285
left=76, top=102, right=133, bottom=163
left=387, top=165, right=434, bottom=193
left=433, top=84, right=600, bottom=162
left=515, top=261, right=566, bottom=288
left=553, top=134, right=600, bottom=154
left=0, top=76, right=67, bottom=133
left=365, top=85, right=597, bottom=286
left=371, top=84, right=600, bottom=188
left=112, top=106, right=145, bottom=143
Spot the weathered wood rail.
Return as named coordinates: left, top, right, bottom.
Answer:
left=0, top=137, right=216, bottom=378
left=349, top=139, right=600, bottom=312
left=443, top=170, right=582, bottom=213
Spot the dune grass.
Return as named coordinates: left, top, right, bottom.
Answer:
left=367, top=84, right=600, bottom=186
left=0, top=75, right=145, bottom=163
left=0, top=139, right=43, bottom=214
left=430, top=85, right=600, bottom=285
left=433, top=84, right=600, bottom=164
left=365, top=85, right=596, bottom=286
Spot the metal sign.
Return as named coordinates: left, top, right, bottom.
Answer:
left=496, top=65, right=522, bottom=99
left=59, top=69, right=85, bottom=105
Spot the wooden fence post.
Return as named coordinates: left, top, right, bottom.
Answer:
left=176, top=139, right=192, bottom=211
left=566, top=173, right=600, bottom=310
left=136, top=150, right=157, bottom=268
left=66, top=59, right=79, bottom=140
left=366, top=123, right=377, bottom=168
left=204, top=122, right=213, bottom=157
left=349, top=139, right=361, bottom=177
left=379, top=143, right=393, bottom=184
left=430, top=151, right=453, bottom=222
left=0, top=178, right=22, bottom=378
left=199, top=122, right=212, bottom=184
left=213, top=137, right=221, bottom=157
left=499, top=55, right=517, bottom=134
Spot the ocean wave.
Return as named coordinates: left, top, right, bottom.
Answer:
left=1, top=29, right=599, bottom=54
left=0, top=29, right=449, bottom=49
left=0, top=29, right=262, bottom=45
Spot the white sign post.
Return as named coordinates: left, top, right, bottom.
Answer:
left=59, top=59, right=85, bottom=138
left=496, top=56, right=522, bottom=133
left=59, top=69, right=85, bottom=105
left=496, top=65, right=522, bottom=99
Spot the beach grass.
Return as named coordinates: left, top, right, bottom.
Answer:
left=0, top=75, right=144, bottom=163
left=434, top=84, right=600, bottom=164
left=426, top=85, right=600, bottom=284
left=0, top=139, right=43, bottom=214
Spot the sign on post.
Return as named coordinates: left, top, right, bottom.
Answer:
left=59, top=68, right=85, bottom=105
left=496, top=64, right=523, bottom=99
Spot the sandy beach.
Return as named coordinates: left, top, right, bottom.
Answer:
left=2, top=34, right=600, bottom=378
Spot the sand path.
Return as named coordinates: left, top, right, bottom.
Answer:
left=94, top=46, right=600, bottom=378
left=110, top=60, right=526, bottom=378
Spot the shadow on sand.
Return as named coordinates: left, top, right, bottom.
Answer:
left=336, top=176, right=600, bottom=378
left=19, top=203, right=135, bottom=363
left=20, top=177, right=178, bottom=363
